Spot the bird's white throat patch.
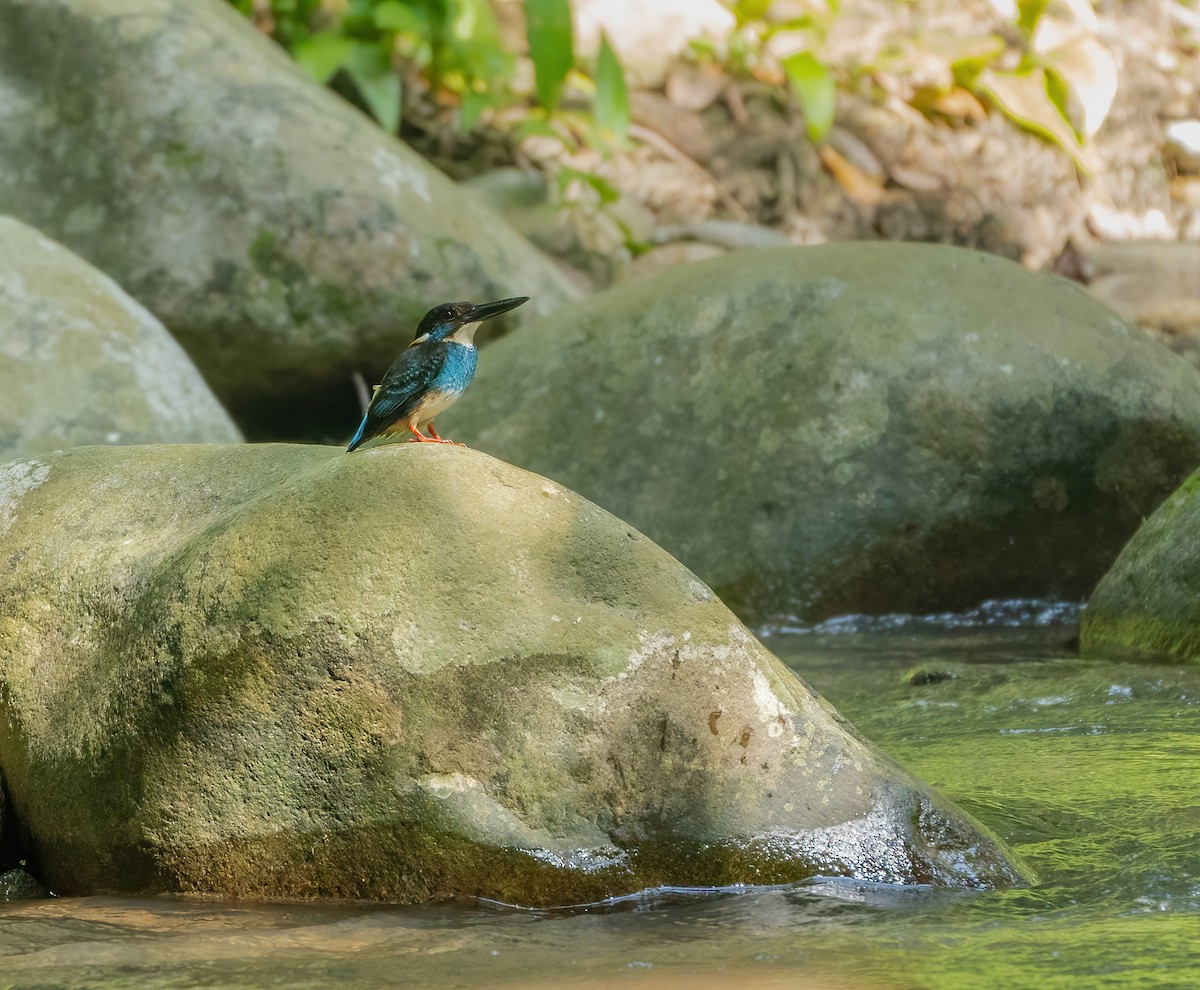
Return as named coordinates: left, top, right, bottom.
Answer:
left=448, top=321, right=482, bottom=345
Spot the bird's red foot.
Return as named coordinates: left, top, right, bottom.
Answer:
left=427, top=423, right=467, bottom=447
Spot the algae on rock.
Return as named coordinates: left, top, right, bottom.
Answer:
left=0, top=0, right=577, bottom=440
left=0, top=217, right=241, bottom=458
left=1082, top=471, right=1200, bottom=662
left=442, top=242, right=1200, bottom=625
left=0, top=443, right=1027, bottom=902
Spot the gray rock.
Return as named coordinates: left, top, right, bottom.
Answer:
left=620, top=241, right=727, bottom=283
left=441, top=243, right=1200, bottom=625
left=649, top=221, right=793, bottom=250
left=0, top=443, right=1027, bottom=902
left=0, top=217, right=241, bottom=458
left=1082, top=471, right=1200, bottom=662
left=1078, top=241, right=1200, bottom=368
left=0, top=0, right=578, bottom=441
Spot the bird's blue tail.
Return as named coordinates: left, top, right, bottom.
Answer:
left=347, top=415, right=369, bottom=452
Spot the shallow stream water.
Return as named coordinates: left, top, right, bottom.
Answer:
left=2, top=606, right=1197, bottom=989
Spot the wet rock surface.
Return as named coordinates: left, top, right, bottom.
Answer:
left=0, top=217, right=241, bottom=458
left=442, top=242, right=1200, bottom=625
left=0, top=443, right=1025, bottom=902
left=0, top=868, right=47, bottom=902
left=1082, top=471, right=1200, bottom=662
left=0, top=0, right=578, bottom=441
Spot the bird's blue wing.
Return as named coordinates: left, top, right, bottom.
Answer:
left=348, top=347, right=447, bottom=451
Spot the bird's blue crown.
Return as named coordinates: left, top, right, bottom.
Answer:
left=415, top=302, right=477, bottom=343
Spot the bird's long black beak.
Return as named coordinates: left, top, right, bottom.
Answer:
left=468, top=296, right=529, bottom=322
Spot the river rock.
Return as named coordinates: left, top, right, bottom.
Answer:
left=0, top=443, right=1025, bottom=901
left=0, top=868, right=47, bottom=902
left=0, top=0, right=577, bottom=441
left=1082, top=472, right=1200, bottom=661
left=1078, top=241, right=1200, bottom=368
left=441, top=243, right=1200, bottom=625
left=0, top=217, right=241, bottom=458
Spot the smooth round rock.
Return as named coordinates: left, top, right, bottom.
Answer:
left=441, top=243, right=1200, bottom=625
left=1082, top=472, right=1200, bottom=662
left=0, top=443, right=1026, bottom=902
left=0, top=0, right=578, bottom=440
left=0, top=217, right=241, bottom=458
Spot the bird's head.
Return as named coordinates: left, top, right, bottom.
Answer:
left=412, top=296, right=529, bottom=346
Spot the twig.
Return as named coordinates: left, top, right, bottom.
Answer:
left=351, top=370, right=371, bottom=416
left=777, top=146, right=798, bottom=226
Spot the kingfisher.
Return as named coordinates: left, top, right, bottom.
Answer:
left=347, top=296, right=528, bottom=452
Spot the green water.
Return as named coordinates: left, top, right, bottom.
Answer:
left=2, top=615, right=1197, bottom=990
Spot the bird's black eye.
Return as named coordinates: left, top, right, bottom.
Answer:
left=416, top=302, right=461, bottom=335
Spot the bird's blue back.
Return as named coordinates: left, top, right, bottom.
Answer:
left=347, top=340, right=477, bottom=450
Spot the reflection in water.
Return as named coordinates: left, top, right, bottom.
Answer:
left=2, top=615, right=1197, bottom=990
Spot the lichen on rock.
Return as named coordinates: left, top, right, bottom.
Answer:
left=442, top=242, right=1200, bottom=625
left=0, top=217, right=241, bottom=459
left=0, top=0, right=578, bottom=440
left=0, top=443, right=1028, bottom=902
left=1082, top=470, right=1200, bottom=662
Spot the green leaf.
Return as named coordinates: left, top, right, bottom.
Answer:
left=450, top=0, right=501, bottom=45
left=556, top=166, right=619, bottom=204
left=979, top=66, right=1089, bottom=169
left=525, top=0, right=573, bottom=110
left=1016, top=0, right=1050, bottom=37
left=343, top=43, right=403, bottom=133
left=949, top=35, right=1007, bottom=89
left=783, top=51, right=836, bottom=143
left=460, top=90, right=496, bottom=131
left=594, top=32, right=630, bottom=142
left=1043, top=66, right=1079, bottom=139
left=513, top=115, right=578, bottom=151
left=733, top=0, right=772, bottom=25
left=373, top=0, right=430, bottom=34
left=293, top=33, right=355, bottom=82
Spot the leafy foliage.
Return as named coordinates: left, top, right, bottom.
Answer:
left=228, top=0, right=1115, bottom=173
left=227, top=0, right=622, bottom=140
left=525, top=0, right=573, bottom=111
left=692, top=0, right=841, bottom=143
left=951, top=0, right=1115, bottom=165
left=782, top=51, right=835, bottom=143
left=594, top=32, right=630, bottom=143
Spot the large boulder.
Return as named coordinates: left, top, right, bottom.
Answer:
left=0, top=444, right=1026, bottom=902
left=0, top=217, right=241, bottom=458
left=1081, top=472, right=1200, bottom=662
left=441, top=243, right=1200, bottom=625
left=0, top=0, right=578, bottom=441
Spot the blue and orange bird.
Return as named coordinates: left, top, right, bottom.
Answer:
left=347, top=296, right=528, bottom=452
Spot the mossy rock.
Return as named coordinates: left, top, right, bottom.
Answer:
left=0, top=217, right=241, bottom=457
left=0, top=444, right=1026, bottom=902
left=442, top=243, right=1200, bottom=625
left=0, top=0, right=577, bottom=441
left=1082, top=471, right=1200, bottom=662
